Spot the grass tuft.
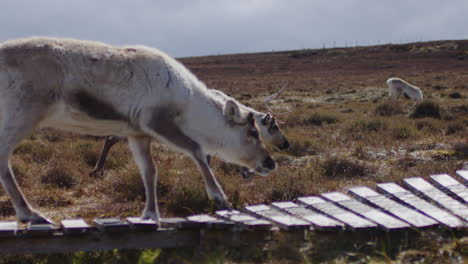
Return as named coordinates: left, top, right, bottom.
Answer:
left=374, top=102, right=404, bottom=116
left=41, top=166, right=77, bottom=189
left=14, top=142, right=54, bottom=163
left=391, top=125, right=416, bottom=140
left=321, top=156, right=367, bottom=178
left=453, top=143, right=468, bottom=158
left=448, top=92, right=463, bottom=99
left=167, top=185, right=211, bottom=216
left=446, top=121, right=465, bottom=135
left=350, top=119, right=387, bottom=133
left=285, top=138, right=317, bottom=157
left=301, top=112, right=339, bottom=126
left=103, top=164, right=145, bottom=202
left=410, top=100, right=441, bottom=119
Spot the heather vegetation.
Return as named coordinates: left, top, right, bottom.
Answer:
left=1, top=40, right=467, bottom=263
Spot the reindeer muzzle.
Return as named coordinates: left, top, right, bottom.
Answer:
left=279, top=140, right=291, bottom=150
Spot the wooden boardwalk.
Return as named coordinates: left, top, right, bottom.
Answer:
left=0, top=170, right=467, bottom=254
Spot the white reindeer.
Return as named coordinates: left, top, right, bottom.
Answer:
left=0, top=37, right=276, bottom=224
left=90, top=89, right=290, bottom=177
left=387, top=77, right=423, bottom=104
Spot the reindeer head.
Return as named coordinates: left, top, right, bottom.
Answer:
left=220, top=100, right=276, bottom=176
left=256, top=113, right=290, bottom=150
left=258, top=83, right=292, bottom=150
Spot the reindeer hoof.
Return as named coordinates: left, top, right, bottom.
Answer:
left=89, top=169, right=104, bottom=177
left=213, top=198, right=232, bottom=210
left=141, top=210, right=160, bottom=224
left=20, top=211, right=55, bottom=225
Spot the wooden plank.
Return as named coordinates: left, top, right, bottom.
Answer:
left=160, top=217, right=204, bottom=229
left=25, top=223, right=59, bottom=236
left=0, top=221, right=21, bottom=237
left=377, top=183, right=465, bottom=228
left=61, top=219, right=94, bottom=234
left=404, top=177, right=468, bottom=222
left=0, top=228, right=200, bottom=254
left=297, top=196, right=377, bottom=230
left=430, top=174, right=468, bottom=203
left=321, top=192, right=410, bottom=230
left=455, top=170, right=468, bottom=185
left=349, top=187, right=438, bottom=228
left=244, top=204, right=310, bottom=230
left=216, top=210, right=272, bottom=230
left=271, top=201, right=345, bottom=231
left=186, top=214, right=235, bottom=230
left=126, top=217, right=158, bottom=231
left=93, top=218, right=131, bottom=232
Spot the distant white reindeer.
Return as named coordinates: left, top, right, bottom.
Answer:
left=90, top=88, right=291, bottom=177
left=387, top=77, right=423, bottom=104
left=0, top=37, right=276, bottom=224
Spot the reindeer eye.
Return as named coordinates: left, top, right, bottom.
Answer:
left=248, top=129, right=259, bottom=139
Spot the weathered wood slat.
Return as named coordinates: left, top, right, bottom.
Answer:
left=126, top=217, right=158, bottom=231
left=456, top=170, right=468, bottom=185
left=349, top=187, right=438, bottom=228
left=377, top=183, right=465, bottom=228
left=186, top=214, right=235, bottom=230
left=61, top=219, right=94, bottom=234
left=0, top=222, right=20, bottom=237
left=25, top=223, right=59, bottom=236
left=93, top=218, right=131, bottom=232
left=244, top=204, right=310, bottom=230
left=321, top=192, right=410, bottom=230
left=271, top=201, right=344, bottom=231
left=297, top=196, right=377, bottom=230
left=216, top=210, right=272, bottom=230
left=160, top=217, right=204, bottom=229
left=0, top=228, right=200, bottom=254
left=430, top=174, right=468, bottom=203
left=404, top=177, right=468, bottom=222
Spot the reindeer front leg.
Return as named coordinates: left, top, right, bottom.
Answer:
left=192, top=150, right=231, bottom=209
left=127, top=136, right=160, bottom=222
left=143, top=110, right=231, bottom=210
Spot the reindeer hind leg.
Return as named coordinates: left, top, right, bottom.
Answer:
left=0, top=102, right=53, bottom=224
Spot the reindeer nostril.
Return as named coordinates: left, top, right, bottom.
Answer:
left=262, top=157, right=276, bottom=170
left=280, top=141, right=290, bottom=150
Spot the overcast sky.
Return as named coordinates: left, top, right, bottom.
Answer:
left=1, top=1, right=467, bottom=57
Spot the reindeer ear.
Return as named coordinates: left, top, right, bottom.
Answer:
left=262, top=114, right=271, bottom=125
left=224, top=100, right=242, bottom=124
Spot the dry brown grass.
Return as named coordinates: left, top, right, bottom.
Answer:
left=0, top=39, right=467, bottom=263
left=1, top=40, right=467, bottom=225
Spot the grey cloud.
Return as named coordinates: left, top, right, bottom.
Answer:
left=1, top=0, right=467, bottom=57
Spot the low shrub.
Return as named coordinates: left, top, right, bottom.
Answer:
left=374, top=102, right=403, bottom=116
left=301, top=112, right=339, bottom=126
left=415, top=120, right=436, bottom=131
left=321, top=156, right=367, bottom=178
left=410, top=100, right=441, bottom=119
left=14, top=142, right=54, bottom=163
left=41, top=166, right=77, bottom=189
left=167, top=185, right=211, bottom=216
left=350, top=119, right=387, bottom=133
left=0, top=197, right=15, bottom=216
left=36, top=191, right=73, bottom=207
left=448, top=92, right=463, bottom=99
left=73, top=142, right=100, bottom=167
left=103, top=164, right=145, bottom=202
left=391, top=125, right=415, bottom=140
left=446, top=122, right=465, bottom=135
left=453, top=143, right=468, bottom=158
left=284, top=139, right=317, bottom=157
